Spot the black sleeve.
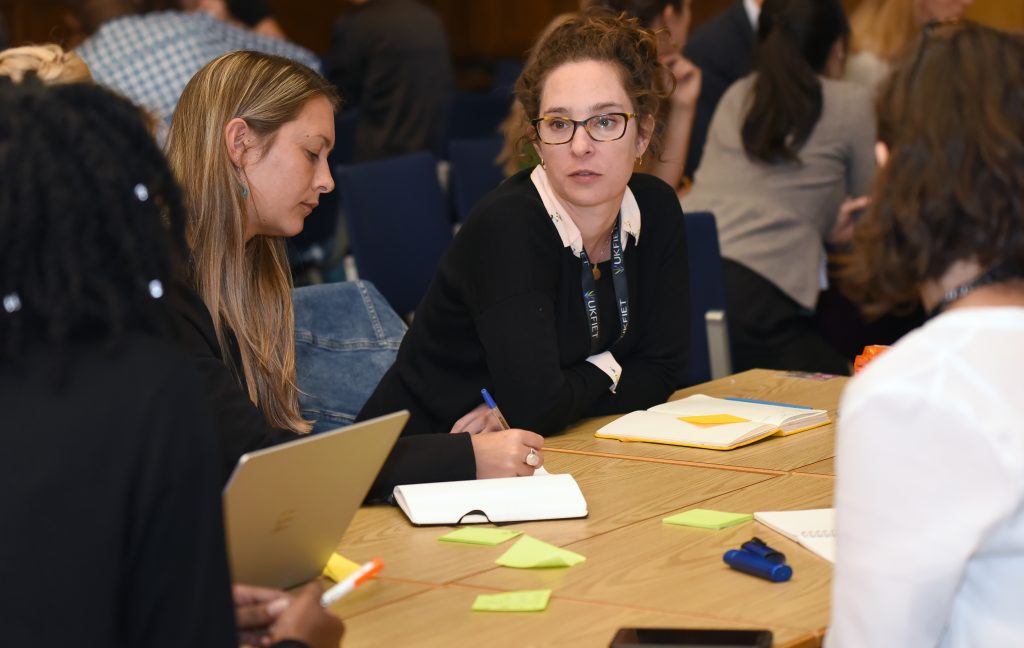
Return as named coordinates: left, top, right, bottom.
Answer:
left=323, top=15, right=364, bottom=105
left=589, top=180, right=690, bottom=414
left=227, top=0, right=271, bottom=26
left=462, top=195, right=614, bottom=437
left=126, top=361, right=237, bottom=647
left=366, top=431, right=476, bottom=502
left=169, top=284, right=299, bottom=480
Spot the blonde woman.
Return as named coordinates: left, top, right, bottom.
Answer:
left=846, top=0, right=974, bottom=90
left=165, top=51, right=474, bottom=501
left=0, top=44, right=91, bottom=84
left=165, top=51, right=338, bottom=476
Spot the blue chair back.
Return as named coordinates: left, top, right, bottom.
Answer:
left=336, top=151, right=452, bottom=316
left=448, top=136, right=505, bottom=223
left=444, top=93, right=511, bottom=153
left=683, top=211, right=731, bottom=385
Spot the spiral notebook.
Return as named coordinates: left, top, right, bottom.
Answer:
left=754, top=508, right=836, bottom=563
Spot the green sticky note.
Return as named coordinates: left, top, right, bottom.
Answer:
left=495, top=535, right=586, bottom=568
left=663, top=508, right=753, bottom=530
left=472, top=589, right=552, bottom=612
left=438, top=527, right=522, bottom=546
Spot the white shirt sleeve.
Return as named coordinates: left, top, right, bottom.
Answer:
left=586, top=351, right=622, bottom=393
left=826, top=386, right=1019, bottom=647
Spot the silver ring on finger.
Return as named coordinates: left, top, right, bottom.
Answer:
left=525, top=447, right=541, bottom=467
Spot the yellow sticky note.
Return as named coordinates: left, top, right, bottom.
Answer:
left=321, top=553, right=360, bottom=583
left=495, top=535, right=586, bottom=568
left=439, top=527, right=522, bottom=546
left=472, top=589, right=552, bottom=612
left=663, top=508, right=753, bottom=530
left=679, top=414, right=750, bottom=425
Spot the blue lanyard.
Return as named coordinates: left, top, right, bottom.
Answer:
left=579, top=214, right=630, bottom=354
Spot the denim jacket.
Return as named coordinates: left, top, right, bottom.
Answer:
left=293, top=281, right=405, bottom=432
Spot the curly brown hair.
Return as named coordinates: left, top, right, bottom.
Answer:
left=514, top=8, right=674, bottom=163
left=843, top=22, right=1024, bottom=317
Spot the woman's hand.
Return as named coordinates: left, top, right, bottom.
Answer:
left=269, top=582, right=345, bottom=648
left=233, top=583, right=291, bottom=647
left=662, top=52, right=702, bottom=112
left=829, top=195, right=870, bottom=246
left=470, top=429, right=545, bottom=478
left=450, top=403, right=505, bottom=434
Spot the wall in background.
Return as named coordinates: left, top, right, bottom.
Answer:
left=1, top=0, right=1021, bottom=83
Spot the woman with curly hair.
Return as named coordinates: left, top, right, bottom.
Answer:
left=829, top=21, right=1024, bottom=646
left=0, top=77, right=341, bottom=648
left=358, top=9, right=690, bottom=488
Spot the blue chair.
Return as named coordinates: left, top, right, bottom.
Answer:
left=683, top=211, right=732, bottom=385
left=444, top=92, right=512, bottom=152
left=336, top=151, right=452, bottom=317
left=448, top=136, right=505, bottom=223
left=492, top=58, right=524, bottom=97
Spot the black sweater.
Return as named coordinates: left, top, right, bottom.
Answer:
left=0, top=336, right=238, bottom=646
left=169, top=281, right=477, bottom=501
left=358, top=170, right=690, bottom=492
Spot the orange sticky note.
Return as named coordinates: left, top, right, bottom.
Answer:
left=679, top=414, right=750, bottom=425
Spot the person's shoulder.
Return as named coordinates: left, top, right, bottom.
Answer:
left=821, top=77, right=872, bottom=103
left=465, top=168, right=545, bottom=229
left=820, top=77, right=874, bottom=128
left=685, top=1, right=750, bottom=61
left=629, top=173, right=684, bottom=235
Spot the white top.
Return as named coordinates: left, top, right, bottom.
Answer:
left=827, top=307, right=1024, bottom=648
left=743, top=0, right=761, bottom=28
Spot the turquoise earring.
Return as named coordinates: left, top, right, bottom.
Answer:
left=240, top=184, right=250, bottom=199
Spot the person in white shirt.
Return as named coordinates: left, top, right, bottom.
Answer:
left=827, top=21, right=1024, bottom=648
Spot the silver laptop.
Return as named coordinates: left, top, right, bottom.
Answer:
left=223, top=411, right=408, bottom=589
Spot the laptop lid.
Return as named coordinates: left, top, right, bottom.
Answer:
left=223, top=410, right=408, bottom=589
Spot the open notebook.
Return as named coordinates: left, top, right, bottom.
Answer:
left=594, top=394, right=830, bottom=451
left=393, top=468, right=588, bottom=526
left=754, top=508, right=836, bottom=563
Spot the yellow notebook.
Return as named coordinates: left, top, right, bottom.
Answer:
left=594, top=394, right=830, bottom=451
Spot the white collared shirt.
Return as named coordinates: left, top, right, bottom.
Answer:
left=743, top=0, right=761, bottom=29
left=530, top=166, right=642, bottom=392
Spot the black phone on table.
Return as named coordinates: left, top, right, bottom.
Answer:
left=609, top=628, right=773, bottom=648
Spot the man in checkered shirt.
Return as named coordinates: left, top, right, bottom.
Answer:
left=69, top=0, right=320, bottom=133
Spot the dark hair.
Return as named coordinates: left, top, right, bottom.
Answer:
left=843, top=22, right=1024, bottom=317
left=65, top=0, right=181, bottom=37
left=593, top=0, right=682, bottom=29
left=515, top=8, right=674, bottom=159
left=741, top=0, right=849, bottom=164
left=0, top=76, right=188, bottom=362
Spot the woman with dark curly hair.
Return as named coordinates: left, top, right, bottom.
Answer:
left=358, top=9, right=690, bottom=488
left=829, top=21, right=1024, bottom=647
left=0, top=77, right=340, bottom=647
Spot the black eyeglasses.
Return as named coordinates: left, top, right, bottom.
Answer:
left=531, top=112, right=638, bottom=145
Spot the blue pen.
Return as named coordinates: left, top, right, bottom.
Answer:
left=724, top=397, right=812, bottom=410
left=480, top=388, right=511, bottom=430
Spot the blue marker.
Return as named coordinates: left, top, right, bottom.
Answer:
left=723, top=549, right=793, bottom=582
left=480, top=388, right=511, bottom=430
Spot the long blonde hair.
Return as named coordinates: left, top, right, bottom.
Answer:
left=849, top=0, right=919, bottom=62
left=166, top=51, right=339, bottom=433
left=0, top=44, right=92, bottom=84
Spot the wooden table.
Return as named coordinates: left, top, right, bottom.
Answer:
left=331, top=369, right=847, bottom=647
